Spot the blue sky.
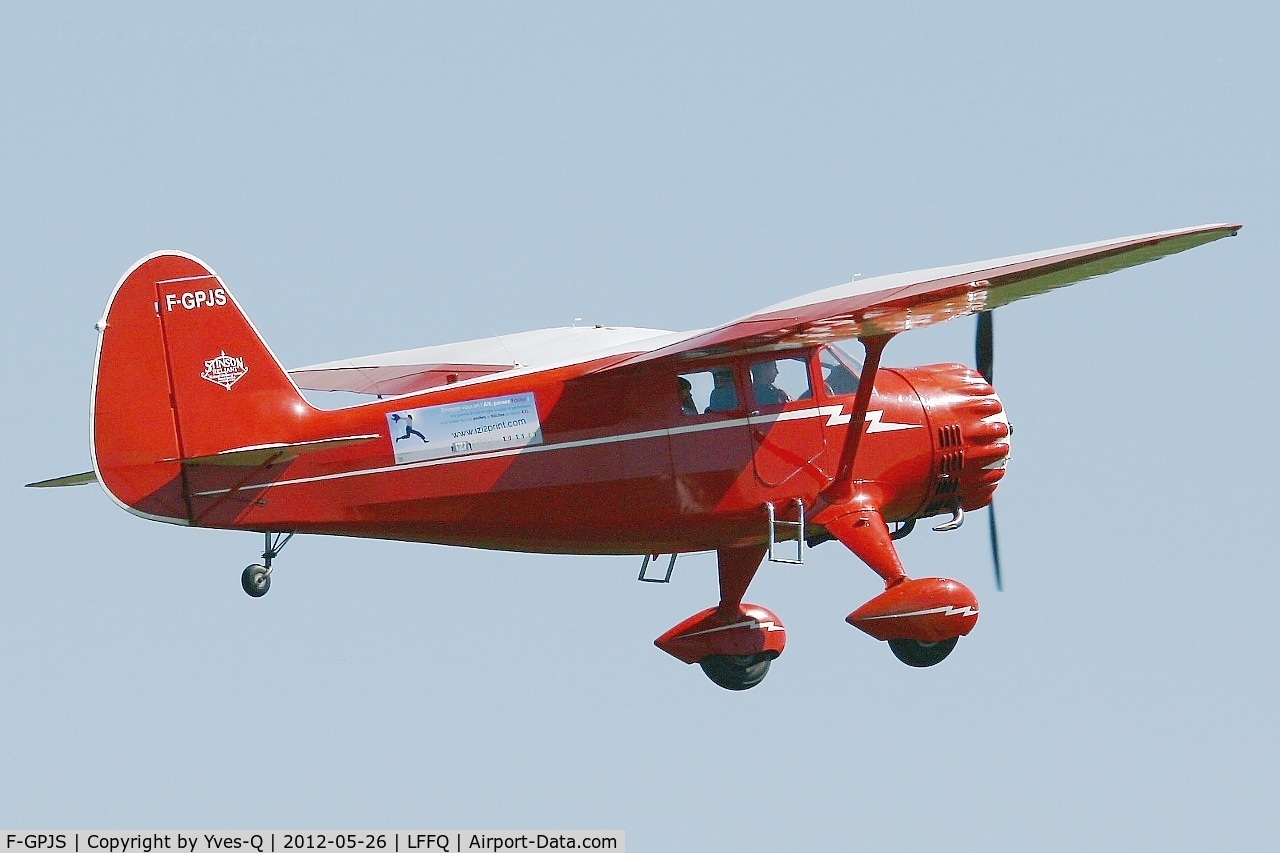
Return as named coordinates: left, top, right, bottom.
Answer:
left=3, top=3, right=1277, bottom=849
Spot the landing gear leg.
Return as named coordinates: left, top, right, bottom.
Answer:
left=241, top=531, right=293, bottom=598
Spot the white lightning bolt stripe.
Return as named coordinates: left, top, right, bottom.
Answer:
left=852, top=604, right=979, bottom=621
left=740, top=405, right=920, bottom=433
left=864, top=410, right=923, bottom=433
left=677, top=619, right=785, bottom=639
left=753, top=405, right=848, bottom=426
left=823, top=405, right=851, bottom=427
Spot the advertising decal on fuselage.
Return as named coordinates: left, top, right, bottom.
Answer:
left=387, top=391, right=542, bottom=464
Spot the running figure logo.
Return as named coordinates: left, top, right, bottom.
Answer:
left=390, top=413, right=428, bottom=444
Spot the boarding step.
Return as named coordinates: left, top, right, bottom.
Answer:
left=638, top=553, right=678, bottom=583
left=766, top=499, right=806, bottom=565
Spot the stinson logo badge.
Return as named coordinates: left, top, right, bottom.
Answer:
left=201, top=351, right=249, bottom=390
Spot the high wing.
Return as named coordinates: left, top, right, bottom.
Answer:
left=289, top=224, right=1238, bottom=395
left=600, top=223, right=1240, bottom=368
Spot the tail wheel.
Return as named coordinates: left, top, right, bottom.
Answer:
left=699, top=653, right=773, bottom=690
left=888, top=636, right=958, bottom=667
left=241, top=564, right=271, bottom=598
left=239, top=532, right=291, bottom=598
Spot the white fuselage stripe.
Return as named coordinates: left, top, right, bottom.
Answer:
left=191, top=404, right=912, bottom=497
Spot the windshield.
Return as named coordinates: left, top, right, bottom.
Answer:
left=820, top=341, right=864, bottom=396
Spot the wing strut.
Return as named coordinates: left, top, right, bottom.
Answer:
left=825, top=334, right=895, bottom=502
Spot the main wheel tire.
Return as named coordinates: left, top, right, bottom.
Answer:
left=888, top=636, right=958, bottom=667
left=241, top=565, right=271, bottom=598
left=699, top=653, right=773, bottom=690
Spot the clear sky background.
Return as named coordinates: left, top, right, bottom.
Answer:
left=3, top=3, right=1277, bottom=849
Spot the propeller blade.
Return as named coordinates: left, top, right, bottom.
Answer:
left=976, top=310, right=994, bottom=384
left=974, top=311, right=1002, bottom=586
left=989, top=502, right=1003, bottom=591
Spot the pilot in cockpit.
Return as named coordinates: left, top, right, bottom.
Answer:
left=750, top=361, right=791, bottom=406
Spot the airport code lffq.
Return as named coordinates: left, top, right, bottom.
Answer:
left=2, top=834, right=623, bottom=853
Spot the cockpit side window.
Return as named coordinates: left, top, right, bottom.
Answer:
left=749, top=357, right=811, bottom=408
left=678, top=367, right=740, bottom=415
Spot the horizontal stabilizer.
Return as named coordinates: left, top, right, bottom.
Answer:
left=171, top=433, right=381, bottom=467
left=26, top=470, right=98, bottom=488
left=290, top=325, right=677, bottom=395
left=290, top=363, right=512, bottom=396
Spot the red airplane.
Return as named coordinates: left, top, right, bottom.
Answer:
left=31, top=223, right=1239, bottom=689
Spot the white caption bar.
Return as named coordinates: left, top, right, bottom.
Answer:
left=1, top=834, right=624, bottom=853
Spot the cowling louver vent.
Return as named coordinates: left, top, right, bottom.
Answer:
left=938, top=423, right=962, bottom=448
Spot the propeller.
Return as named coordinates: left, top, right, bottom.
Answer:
left=988, top=502, right=1003, bottom=592
left=976, top=310, right=994, bottom=384
left=975, top=310, right=1003, bottom=590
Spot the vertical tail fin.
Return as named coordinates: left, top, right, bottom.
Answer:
left=92, top=252, right=315, bottom=523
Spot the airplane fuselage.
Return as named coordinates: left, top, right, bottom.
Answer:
left=162, top=352, right=1006, bottom=555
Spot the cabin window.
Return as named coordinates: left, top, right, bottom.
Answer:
left=749, top=357, right=811, bottom=408
left=819, top=344, right=862, bottom=395
left=678, top=368, right=739, bottom=415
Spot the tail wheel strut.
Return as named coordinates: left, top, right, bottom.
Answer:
left=241, top=531, right=294, bottom=598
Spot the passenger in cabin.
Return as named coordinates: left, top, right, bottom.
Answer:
left=706, top=369, right=738, bottom=413
left=751, top=360, right=791, bottom=406
left=678, top=376, right=698, bottom=415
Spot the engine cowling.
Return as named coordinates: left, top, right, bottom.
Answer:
left=892, top=364, right=1011, bottom=519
